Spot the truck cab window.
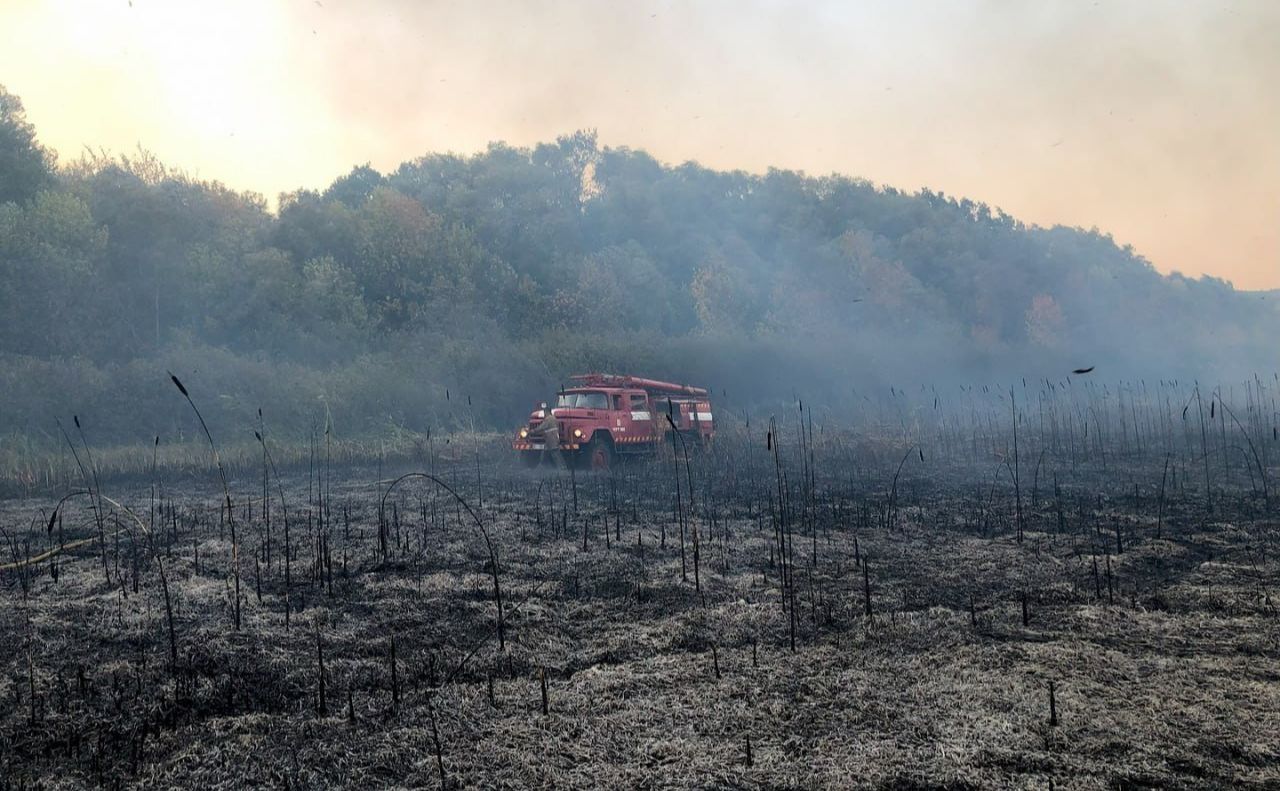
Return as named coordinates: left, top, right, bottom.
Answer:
left=557, top=391, right=608, bottom=409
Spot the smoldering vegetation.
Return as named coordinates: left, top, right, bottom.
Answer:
left=1, top=376, right=1278, bottom=788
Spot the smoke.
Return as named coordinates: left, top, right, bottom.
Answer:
left=1, top=0, right=1276, bottom=288
left=282, top=0, right=1279, bottom=288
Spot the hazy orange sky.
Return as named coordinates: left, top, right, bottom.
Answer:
left=3, top=0, right=1277, bottom=289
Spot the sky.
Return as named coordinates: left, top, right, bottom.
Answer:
left=2, top=0, right=1277, bottom=290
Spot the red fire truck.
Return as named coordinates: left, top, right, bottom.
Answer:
left=512, top=373, right=715, bottom=469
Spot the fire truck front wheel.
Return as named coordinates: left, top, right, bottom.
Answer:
left=584, top=435, right=615, bottom=471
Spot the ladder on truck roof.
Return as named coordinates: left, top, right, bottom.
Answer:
left=568, top=373, right=709, bottom=397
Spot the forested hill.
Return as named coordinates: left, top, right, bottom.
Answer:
left=1, top=87, right=1275, bottom=443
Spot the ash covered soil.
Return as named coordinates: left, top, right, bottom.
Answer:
left=2, top=445, right=1278, bottom=789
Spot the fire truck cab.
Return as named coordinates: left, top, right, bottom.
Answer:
left=513, top=373, right=714, bottom=470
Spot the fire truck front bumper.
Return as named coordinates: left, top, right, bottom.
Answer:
left=512, top=440, right=581, bottom=451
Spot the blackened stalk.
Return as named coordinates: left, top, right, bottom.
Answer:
left=168, top=372, right=240, bottom=630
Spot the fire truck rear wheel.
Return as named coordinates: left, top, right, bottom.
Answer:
left=585, top=436, right=615, bottom=471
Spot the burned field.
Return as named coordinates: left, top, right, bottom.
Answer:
left=2, top=383, right=1278, bottom=789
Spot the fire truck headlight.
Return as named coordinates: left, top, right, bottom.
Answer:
left=573, top=428, right=583, bottom=438
left=519, top=428, right=528, bottom=438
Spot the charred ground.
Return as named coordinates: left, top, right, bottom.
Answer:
left=1, top=385, right=1278, bottom=789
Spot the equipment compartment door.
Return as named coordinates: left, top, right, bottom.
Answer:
left=622, top=391, right=655, bottom=446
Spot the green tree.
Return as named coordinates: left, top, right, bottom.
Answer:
left=324, top=164, right=384, bottom=208
left=0, top=190, right=106, bottom=354
left=0, top=86, right=53, bottom=205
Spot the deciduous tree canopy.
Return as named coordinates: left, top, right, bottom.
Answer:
left=0, top=87, right=1273, bottom=443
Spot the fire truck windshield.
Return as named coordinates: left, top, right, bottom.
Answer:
left=557, top=391, right=609, bottom=409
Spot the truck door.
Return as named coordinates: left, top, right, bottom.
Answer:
left=607, top=393, right=628, bottom=444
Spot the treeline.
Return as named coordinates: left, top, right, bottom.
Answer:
left=1, top=86, right=1275, bottom=446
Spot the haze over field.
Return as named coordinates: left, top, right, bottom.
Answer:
left=2, top=0, right=1277, bottom=289
left=0, top=1, right=1277, bottom=447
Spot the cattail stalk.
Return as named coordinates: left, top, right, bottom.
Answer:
left=168, top=373, right=240, bottom=630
